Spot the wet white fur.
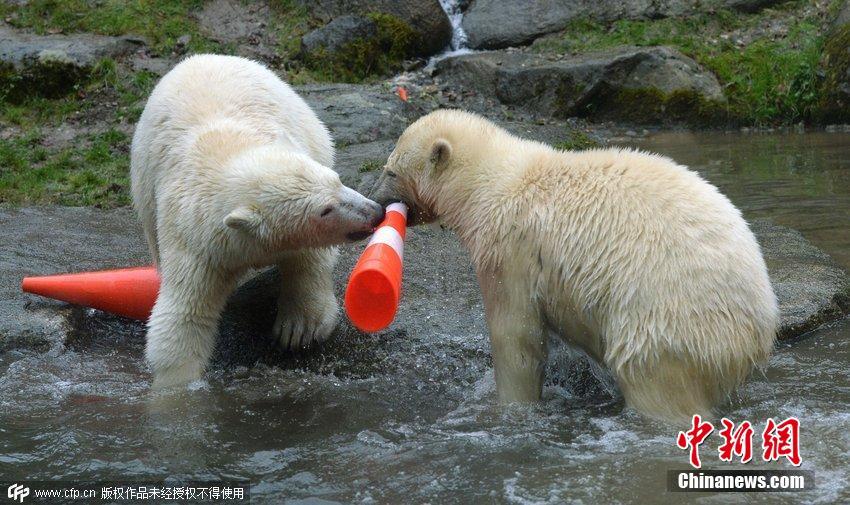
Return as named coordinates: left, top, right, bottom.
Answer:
left=131, top=54, right=345, bottom=388
left=380, top=110, right=778, bottom=422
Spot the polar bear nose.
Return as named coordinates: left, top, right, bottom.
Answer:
left=368, top=201, right=385, bottom=227
left=336, top=186, right=385, bottom=241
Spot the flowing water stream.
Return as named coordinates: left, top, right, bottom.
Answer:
left=1, top=132, right=848, bottom=503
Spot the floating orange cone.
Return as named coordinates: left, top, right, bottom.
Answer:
left=22, top=266, right=160, bottom=321
left=345, top=202, right=407, bottom=332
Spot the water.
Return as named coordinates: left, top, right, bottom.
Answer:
left=1, top=132, right=849, bottom=503
left=427, top=0, right=473, bottom=71
left=438, top=0, right=470, bottom=52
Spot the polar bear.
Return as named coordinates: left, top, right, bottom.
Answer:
left=131, top=54, right=384, bottom=388
left=369, top=109, right=778, bottom=422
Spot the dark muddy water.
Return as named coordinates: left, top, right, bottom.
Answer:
left=1, top=132, right=848, bottom=504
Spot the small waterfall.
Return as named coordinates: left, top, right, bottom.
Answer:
left=425, top=0, right=472, bottom=71
left=438, top=0, right=469, bottom=52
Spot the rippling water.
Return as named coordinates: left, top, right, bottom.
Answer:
left=1, top=132, right=848, bottom=503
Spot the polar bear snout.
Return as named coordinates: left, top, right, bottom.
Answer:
left=327, top=186, right=384, bottom=241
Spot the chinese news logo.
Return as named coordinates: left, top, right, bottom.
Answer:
left=676, top=415, right=801, bottom=468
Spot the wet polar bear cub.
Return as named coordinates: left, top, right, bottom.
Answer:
left=370, top=110, right=778, bottom=422
left=131, top=54, right=383, bottom=388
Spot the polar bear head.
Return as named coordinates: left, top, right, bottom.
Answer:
left=224, top=146, right=384, bottom=251
left=368, top=109, right=487, bottom=226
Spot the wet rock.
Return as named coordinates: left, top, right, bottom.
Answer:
left=818, top=1, right=850, bottom=122
left=0, top=207, right=149, bottom=352
left=752, top=220, right=850, bottom=340
left=297, top=83, right=425, bottom=145
left=296, top=0, right=452, bottom=57
left=301, top=15, right=378, bottom=57
left=435, top=46, right=725, bottom=124
left=461, top=1, right=790, bottom=50
left=3, top=207, right=848, bottom=362
left=0, top=25, right=143, bottom=100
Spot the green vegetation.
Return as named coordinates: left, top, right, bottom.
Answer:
left=302, top=12, right=419, bottom=83
left=818, top=23, right=850, bottom=122
left=0, top=129, right=131, bottom=207
left=0, top=57, right=158, bottom=207
left=358, top=159, right=384, bottom=173
left=532, top=1, right=828, bottom=125
left=553, top=130, right=600, bottom=151
left=0, top=0, right=222, bottom=54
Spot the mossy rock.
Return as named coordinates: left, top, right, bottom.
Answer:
left=0, top=28, right=142, bottom=101
left=817, top=23, right=850, bottom=122
left=301, top=12, right=420, bottom=82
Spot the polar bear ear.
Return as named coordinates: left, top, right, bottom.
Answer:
left=428, top=138, right=452, bottom=172
left=224, top=206, right=263, bottom=233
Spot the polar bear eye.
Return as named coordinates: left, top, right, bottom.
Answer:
left=386, top=171, right=397, bottom=178
left=320, top=206, right=333, bottom=217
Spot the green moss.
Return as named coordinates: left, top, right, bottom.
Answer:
left=818, top=23, right=850, bottom=122
left=582, top=88, right=728, bottom=125
left=358, top=160, right=384, bottom=173
left=0, top=0, right=223, bottom=54
left=303, top=12, right=419, bottom=83
left=532, top=1, right=827, bottom=125
left=553, top=130, right=600, bottom=151
left=0, top=129, right=131, bottom=207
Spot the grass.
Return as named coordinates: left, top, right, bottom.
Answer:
left=553, top=130, right=600, bottom=151
left=0, top=0, right=222, bottom=54
left=0, top=58, right=157, bottom=207
left=358, top=160, right=384, bottom=173
left=531, top=1, right=829, bottom=125
left=0, top=129, right=131, bottom=207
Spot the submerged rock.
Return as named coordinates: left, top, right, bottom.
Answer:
left=752, top=220, right=850, bottom=340
left=435, top=47, right=725, bottom=124
left=0, top=26, right=143, bottom=100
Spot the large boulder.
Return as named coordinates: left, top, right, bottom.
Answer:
left=296, top=83, right=426, bottom=145
left=0, top=26, right=143, bottom=100
left=461, top=0, right=788, bottom=50
left=819, top=1, right=850, bottom=122
left=435, top=46, right=726, bottom=124
left=299, top=13, right=421, bottom=81
left=752, top=220, right=850, bottom=339
left=301, top=15, right=378, bottom=56
left=297, top=0, right=452, bottom=57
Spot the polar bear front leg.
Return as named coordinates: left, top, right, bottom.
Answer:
left=274, top=247, right=340, bottom=350
left=146, top=252, right=236, bottom=389
left=479, top=269, right=548, bottom=403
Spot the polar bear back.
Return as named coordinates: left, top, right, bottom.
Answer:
left=133, top=54, right=332, bottom=170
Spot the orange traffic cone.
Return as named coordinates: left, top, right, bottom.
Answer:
left=345, top=202, right=407, bottom=332
left=22, top=266, right=160, bottom=321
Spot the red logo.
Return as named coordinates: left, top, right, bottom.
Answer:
left=762, top=417, right=801, bottom=466
left=718, top=418, right=754, bottom=463
left=676, top=415, right=714, bottom=468
left=677, top=416, right=801, bottom=468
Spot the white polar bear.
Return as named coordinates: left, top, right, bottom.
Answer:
left=131, top=54, right=384, bottom=388
left=369, top=109, right=778, bottom=422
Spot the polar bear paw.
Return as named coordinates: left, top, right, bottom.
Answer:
left=274, top=294, right=339, bottom=351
